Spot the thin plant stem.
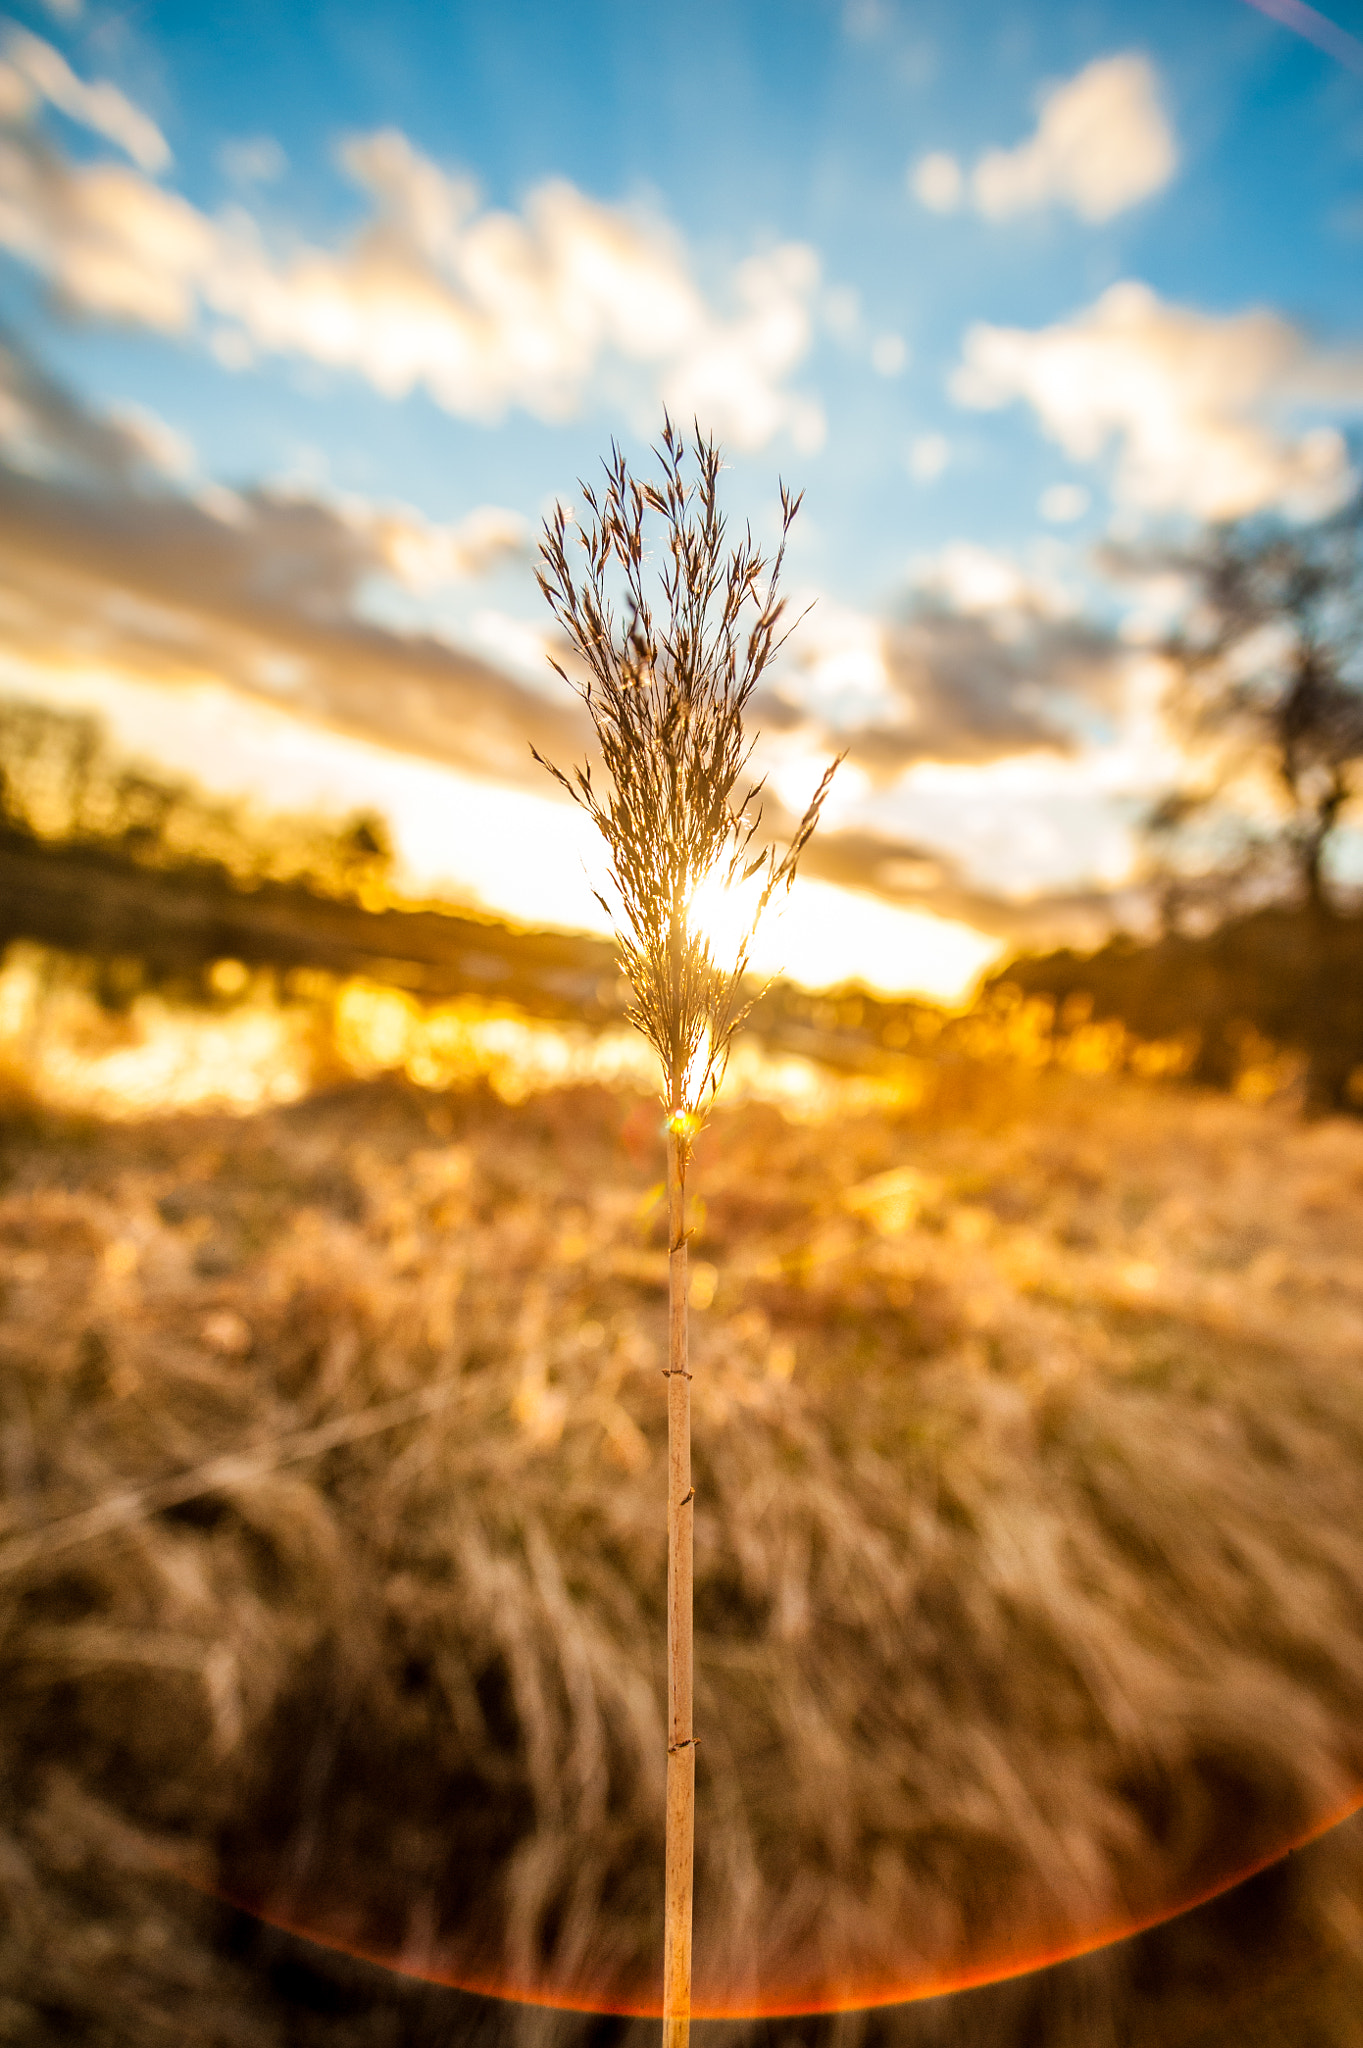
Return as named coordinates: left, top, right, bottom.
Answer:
left=663, top=1121, right=694, bottom=2048
left=534, top=419, right=836, bottom=2043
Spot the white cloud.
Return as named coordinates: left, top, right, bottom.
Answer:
left=906, top=432, right=950, bottom=482
left=0, top=135, right=213, bottom=326
left=0, top=65, right=28, bottom=123
left=103, top=400, right=195, bottom=478
left=0, top=368, right=591, bottom=789
left=469, top=609, right=558, bottom=685
left=374, top=502, right=528, bottom=587
left=909, top=152, right=963, bottom=214
left=655, top=241, right=825, bottom=452
left=911, top=539, right=1072, bottom=617
left=843, top=0, right=892, bottom=42
left=218, top=135, right=287, bottom=186
left=0, top=332, right=198, bottom=486
left=780, top=599, right=899, bottom=730
left=1039, top=481, right=1090, bottom=523
left=1, top=27, right=169, bottom=173
left=953, top=280, right=1363, bottom=519
left=822, top=284, right=861, bottom=338
left=972, top=54, right=1175, bottom=223
left=870, top=332, right=908, bottom=377
left=888, top=750, right=1153, bottom=902
left=910, top=54, right=1175, bottom=227
left=0, top=116, right=822, bottom=448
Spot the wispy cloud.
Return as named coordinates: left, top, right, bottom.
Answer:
left=911, top=53, right=1176, bottom=225
left=953, top=280, right=1363, bottom=518
left=760, top=551, right=1129, bottom=812
left=0, top=335, right=578, bottom=787
left=0, top=105, right=823, bottom=448
left=0, top=27, right=169, bottom=172
left=0, top=335, right=1154, bottom=944
left=748, top=550, right=1169, bottom=940
left=217, top=135, right=288, bottom=187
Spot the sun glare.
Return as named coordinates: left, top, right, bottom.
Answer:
left=687, top=853, right=772, bottom=968
left=745, top=874, right=1002, bottom=1003
left=685, top=847, right=1001, bottom=1006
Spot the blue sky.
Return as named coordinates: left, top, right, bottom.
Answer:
left=1, top=0, right=1361, bottom=995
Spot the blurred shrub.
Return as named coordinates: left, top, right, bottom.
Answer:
left=0, top=696, right=394, bottom=902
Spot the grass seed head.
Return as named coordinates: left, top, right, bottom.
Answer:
left=534, top=418, right=837, bottom=1137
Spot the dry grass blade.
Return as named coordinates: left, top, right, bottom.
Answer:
left=0, top=1378, right=458, bottom=1581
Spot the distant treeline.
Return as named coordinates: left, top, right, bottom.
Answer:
left=0, top=698, right=947, bottom=1071
left=6, top=697, right=1362, bottom=1111
left=0, top=697, right=635, bottom=1024
left=993, top=907, right=1363, bottom=1113
left=0, top=697, right=396, bottom=901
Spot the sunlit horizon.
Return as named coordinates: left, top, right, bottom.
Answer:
left=4, top=653, right=1005, bottom=1004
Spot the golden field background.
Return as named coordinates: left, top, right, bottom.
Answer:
left=3, top=1035, right=1363, bottom=2047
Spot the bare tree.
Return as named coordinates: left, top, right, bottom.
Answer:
left=1123, top=492, right=1363, bottom=922
left=534, top=420, right=834, bottom=2047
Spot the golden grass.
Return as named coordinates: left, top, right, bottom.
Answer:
left=2, top=1064, right=1363, bottom=2044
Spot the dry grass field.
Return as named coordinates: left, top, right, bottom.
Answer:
left=3, top=1052, right=1363, bottom=2047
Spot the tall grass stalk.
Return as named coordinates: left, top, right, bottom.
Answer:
left=535, top=419, right=835, bottom=2045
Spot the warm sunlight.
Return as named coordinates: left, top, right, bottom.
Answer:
left=747, top=874, right=1002, bottom=1000
left=4, top=2, right=1363, bottom=2039
left=689, top=849, right=1001, bottom=1002
left=687, top=853, right=771, bottom=970
left=7, top=660, right=1001, bottom=1001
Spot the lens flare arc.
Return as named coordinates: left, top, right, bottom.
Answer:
left=185, top=1786, right=1363, bottom=2022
